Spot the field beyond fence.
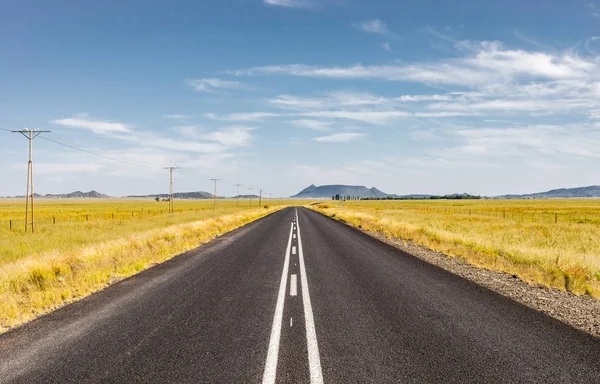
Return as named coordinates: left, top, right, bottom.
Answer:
left=312, top=199, right=600, bottom=298
left=0, top=198, right=296, bottom=331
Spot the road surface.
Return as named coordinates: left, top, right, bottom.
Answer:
left=1, top=207, right=599, bottom=383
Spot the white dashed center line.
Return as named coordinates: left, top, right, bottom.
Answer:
left=296, top=208, right=324, bottom=384
left=290, top=274, right=297, bottom=296
left=262, top=222, right=294, bottom=384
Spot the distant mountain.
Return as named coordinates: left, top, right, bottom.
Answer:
left=11, top=190, right=111, bottom=199
left=495, top=185, right=600, bottom=199
left=290, top=184, right=397, bottom=199
left=127, top=191, right=215, bottom=199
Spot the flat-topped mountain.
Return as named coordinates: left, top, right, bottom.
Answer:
left=290, top=184, right=396, bottom=199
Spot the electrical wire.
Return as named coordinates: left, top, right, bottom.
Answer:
left=3, top=128, right=187, bottom=173
left=38, top=135, right=160, bottom=169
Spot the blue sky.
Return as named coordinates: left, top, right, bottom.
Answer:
left=2, top=0, right=600, bottom=197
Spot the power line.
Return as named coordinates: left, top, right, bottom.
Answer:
left=38, top=135, right=159, bottom=169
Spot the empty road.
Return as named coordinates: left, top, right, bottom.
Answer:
left=1, top=207, right=599, bottom=383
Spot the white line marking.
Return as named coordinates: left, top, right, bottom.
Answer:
left=292, top=246, right=297, bottom=255
left=262, top=222, right=294, bottom=384
left=290, top=274, right=297, bottom=296
left=295, top=208, right=324, bottom=384
left=290, top=317, right=293, bottom=327
left=293, top=234, right=296, bottom=239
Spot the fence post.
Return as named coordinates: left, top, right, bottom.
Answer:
left=53, top=217, right=56, bottom=225
left=132, top=212, right=134, bottom=217
left=86, top=215, right=89, bottom=221
left=112, top=213, right=114, bottom=220
left=555, top=213, right=558, bottom=223
left=9, top=220, right=12, bottom=230
left=503, top=210, right=506, bottom=219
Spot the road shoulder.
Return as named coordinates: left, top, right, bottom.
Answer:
left=308, top=208, right=600, bottom=338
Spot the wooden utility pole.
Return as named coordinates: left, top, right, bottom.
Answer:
left=210, top=178, right=221, bottom=210
left=248, top=188, right=253, bottom=208
left=234, top=184, right=243, bottom=207
left=259, top=189, right=262, bottom=207
left=12, top=128, right=51, bottom=233
left=162, top=166, right=180, bottom=213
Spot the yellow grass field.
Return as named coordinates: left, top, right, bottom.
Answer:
left=312, top=199, right=600, bottom=299
left=0, top=198, right=295, bottom=332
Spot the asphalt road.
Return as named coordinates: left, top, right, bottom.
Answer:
left=1, top=207, right=599, bottom=383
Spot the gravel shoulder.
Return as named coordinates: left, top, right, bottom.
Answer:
left=323, top=213, right=600, bottom=338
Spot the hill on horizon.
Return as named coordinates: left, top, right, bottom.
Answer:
left=7, top=190, right=111, bottom=199
left=495, top=185, right=600, bottom=199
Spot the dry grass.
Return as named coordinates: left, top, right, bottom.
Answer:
left=311, top=199, right=600, bottom=299
left=0, top=199, right=297, bottom=332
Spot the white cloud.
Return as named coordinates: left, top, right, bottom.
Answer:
left=52, top=115, right=131, bottom=135
left=264, top=0, right=313, bottom=9
left=313, top=132, right=367, bottom=143
left=186, top=78, right=246, bottom=93
left=381, top=42, right=392, bottom=52
left=355, top=19, right=389, bottom=35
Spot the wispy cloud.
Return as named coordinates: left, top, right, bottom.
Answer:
left=186, top=78, right=247, bottom=93
left=586, top=1, right=600, bottom=17
left=381, top=42, right=392, bottom=52
left=204, top=126, right=255, bottom=147
left=422, top=26, right=458, bottom=43
left=313, top=132, right=367, bottom=143
left=163, top=114, right=193, bottom=120
left=291, top=119, right=332, bottom=131
left=264, top=0, right=313, bottom=9
left=230, top=41, right=596, bottom=87
left=171, top=125, right=202, bottom=138
left=448, top=124, right=600, bottom=160
left=52, top=115, right=131, bottom=135
left=270, top=92, right=387, bottom=110
left=205, top=112, right=280, bottom=121
left=355, top=19, right=389, bottom=35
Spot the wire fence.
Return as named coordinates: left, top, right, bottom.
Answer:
left=402, top=206, right=600, bottom=225
left=2, top=207, right=219, bottom=231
